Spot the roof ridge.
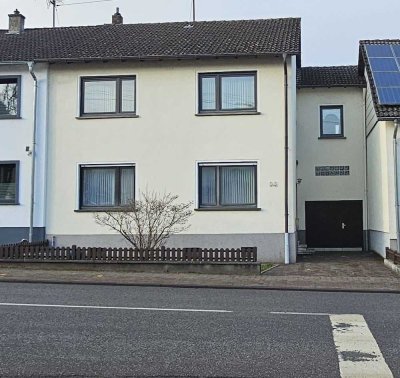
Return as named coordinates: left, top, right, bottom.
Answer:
left=0, top=17, right=301, bottom=62
left=360, top=39, right=400, bottom=44
left=0, top=17, right=301, bottom=32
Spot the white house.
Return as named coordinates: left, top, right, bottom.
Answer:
left=0, top=10, right=48, bottom=244
left=43, top=15, right=299, bottom=263
left=1, top=9, right=400, bottom=263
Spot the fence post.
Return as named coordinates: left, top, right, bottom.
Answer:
left=253, top=247, right=257, bottom=262
left=71, top=245, right=77, bottom=260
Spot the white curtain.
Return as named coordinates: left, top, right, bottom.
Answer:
left=322, top=108, right=341, bottom=135
left=220, top=166, right=255, bottom=205
left=121, top=79, right=135, bottom=112
left=200, top=166, right=217, bottom=205
left=83, top=168, right=115, bottom=207
left=120, top=167, right=135, bottom=205
left=221, top=76, right=255, bottom=110
left=201, top=77, right=216, bottom=110
left=84, top=81, right=116, bottom=113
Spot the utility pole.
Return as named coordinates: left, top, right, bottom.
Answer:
left=192, top=0, right=196, bottom=23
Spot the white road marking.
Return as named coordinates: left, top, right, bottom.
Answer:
left=270, top=311, right=330, bottom=316
left=330, top=314, right=393, bottom=378
left=0, top=302, right=232, bottom=313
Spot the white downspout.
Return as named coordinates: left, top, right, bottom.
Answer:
left=283, top=53, right=290, bottom=264
left=28, top=62, right=38, bottom=242
left=393, top=119, right=400, bottom=251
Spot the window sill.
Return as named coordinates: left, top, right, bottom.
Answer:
left=0, top=202, right=20, bottom=206
left=0, top=116, right=21, bottom=120
left=318, top=136, right=346, bottom=140
left=75, top=207, right=129, bottom=213
left=196, top=111, right=260, bottom=117
left=76, top=114, right=139, bottom=120
left=195, top=207, right=261, bottom=212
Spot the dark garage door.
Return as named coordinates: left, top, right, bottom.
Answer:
left=305, top=201, right=363, bottom=248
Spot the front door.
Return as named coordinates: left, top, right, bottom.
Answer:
left=305, top=201, right=363, bottom=249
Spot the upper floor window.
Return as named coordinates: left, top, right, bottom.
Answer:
left=199, top=72, right=257, bottom=113
left=80, top=76, right=136, bottom=117
left=0, top=162, right=18, bottom=205
left=79, top=165, right=135, bottom=209
left=198, top=163, right=257, bottom=209
left=320, top=105, right=344, bottom=138
left=0, top=76, right=20, bottom=119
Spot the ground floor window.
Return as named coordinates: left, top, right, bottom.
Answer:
left=198, top=163, right=257, bottom=208
left=0, top=161, right=18, bottom=204
left=79, top=165, right=135, bottom=209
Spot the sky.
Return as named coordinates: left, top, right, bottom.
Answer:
left=0, top=0, right=399, bottom=66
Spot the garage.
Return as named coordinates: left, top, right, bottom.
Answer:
left=305, top=201, right=363, bottom=249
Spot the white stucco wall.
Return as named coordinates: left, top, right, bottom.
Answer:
left=0, top=63, right=48, bottom=235
left=45, top=57, right=297, bottom=259
left=296, top=87, right=366, bottom=242
left=366, top=120, right=394, bottom=256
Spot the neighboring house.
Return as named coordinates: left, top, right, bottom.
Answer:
left=1, top=9, right=400, bottom=262
left=358, top=40, right=400, bottom=257
left=0, top=10, right=48, bottom=244
left=297, top=66, right=367, bottom=252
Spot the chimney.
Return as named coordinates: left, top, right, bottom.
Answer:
left=112, top=7, right=123, bottom=25
left=8, top=9, right=25, bottom=34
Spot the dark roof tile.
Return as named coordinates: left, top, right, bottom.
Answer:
left=297, top=66, right=365, bottom=88
left=0, top=18, right=301, bottom=62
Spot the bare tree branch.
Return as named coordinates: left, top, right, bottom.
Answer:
left=94, top=190, right=193, bottom=249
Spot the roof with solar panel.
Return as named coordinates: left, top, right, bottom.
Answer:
left=359, top=40, right=400, bottom=119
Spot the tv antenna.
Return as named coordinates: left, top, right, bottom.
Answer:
left=46, top=0, right=62, bottom=27
left=46, top=0, right=114, bottom=27
left=192, top=0, right=196, bottom=22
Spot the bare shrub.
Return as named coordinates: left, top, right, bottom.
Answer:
left=94, top=191, right=193, bottom=249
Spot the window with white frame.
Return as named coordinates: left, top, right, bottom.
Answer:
left=79, top=165, right=135, bottom=209
left=199, top=72, right=257, bottom=113
left=0, top=76, right=20, bottom=118
left=198, top=163, right=257, bottom=208
left=80, top=76, right=136, bottom=116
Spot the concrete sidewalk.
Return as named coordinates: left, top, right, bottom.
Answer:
left=0, top=251, right=398, bottom=292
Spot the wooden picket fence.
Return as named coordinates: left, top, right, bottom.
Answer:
left=386, top=247, right=400, bottom=265
left=0, top=242, right=257, bottom=263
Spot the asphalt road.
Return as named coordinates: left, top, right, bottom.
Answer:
left=0, top=283, right=398, bottom=377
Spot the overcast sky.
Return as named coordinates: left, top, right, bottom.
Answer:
left=0, top=0, right=398, bottom=66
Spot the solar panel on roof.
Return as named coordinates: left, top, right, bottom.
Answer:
left=377, top=87, right=400, bottom=104
left=366, top=45, right=394, bottom=57
left=392, top=45, right=400, bottom=57
left=369, top=58, right=398, bottom=71
left=365, top=43, right=400, bottom=105
left=374, top=72, right=400, bottom=86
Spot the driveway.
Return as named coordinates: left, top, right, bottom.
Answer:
left=265, top=250, right=400, bottom=291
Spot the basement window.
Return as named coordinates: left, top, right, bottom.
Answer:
left=0, top=162, right=19, bottom=205
left=80, top=76, right=136, bottom=117
left=0, top=76, right=20, bottom=119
